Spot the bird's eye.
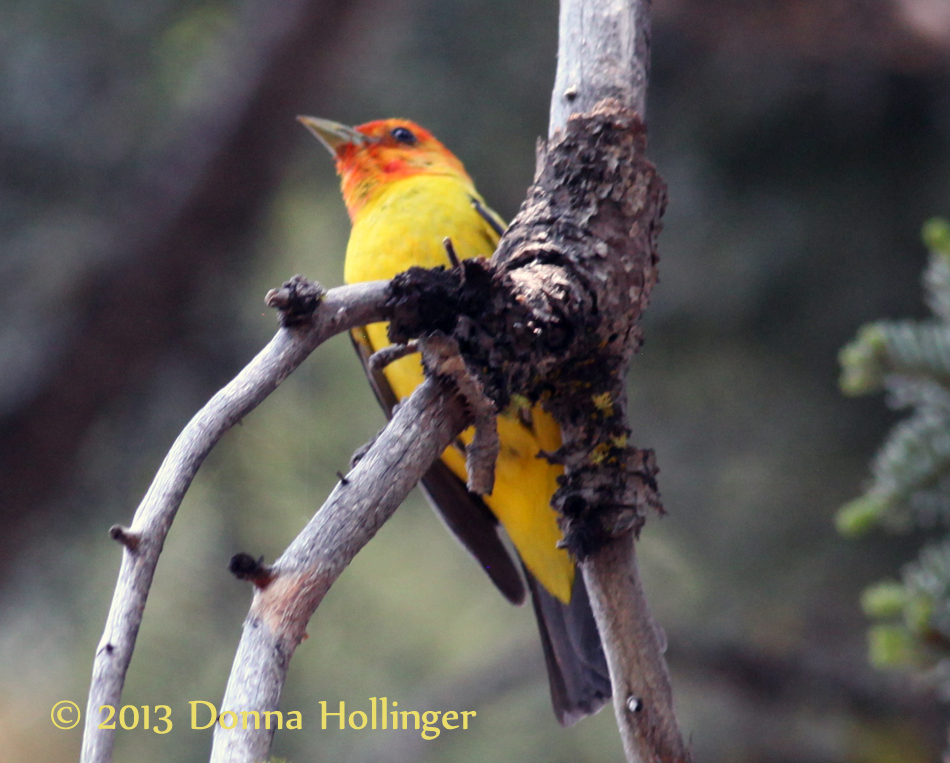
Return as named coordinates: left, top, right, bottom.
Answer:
left=390, top=126, right=417, bottom=144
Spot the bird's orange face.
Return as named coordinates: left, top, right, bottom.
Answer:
left=299, top=117, right=473, bottom=219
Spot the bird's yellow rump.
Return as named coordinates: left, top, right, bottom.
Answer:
left=301, top=116, right=610, bottom=724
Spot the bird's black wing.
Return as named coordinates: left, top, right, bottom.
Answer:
left=470, top=196, right=506, bottom=238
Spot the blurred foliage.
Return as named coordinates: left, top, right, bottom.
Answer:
left=3, top=1, right=950, bottom=762
left=839, top=223, right=950, bottom=708
left=839, top=221, right=950, bottom=536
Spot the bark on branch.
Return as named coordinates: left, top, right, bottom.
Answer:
left=547, top=2, right=689, bottom=759
left=209, top=377, right=469, bottom=762
left=385, top=98, right=685, bottom=763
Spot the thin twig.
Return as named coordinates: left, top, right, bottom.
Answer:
left=80, top=279, right=388, bottom=763
left=369, top=339, right=420, bottom=372
left=419, top=333, right=499, bottom=496
left=443, top=236, right=461, bottom=268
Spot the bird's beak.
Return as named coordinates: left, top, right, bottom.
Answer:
left=297, top=116, right=366, bottom=155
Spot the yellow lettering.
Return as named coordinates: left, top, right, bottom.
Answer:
left=461, top=710, right=476, bottom=729
left=119, top=705, right=139, bottom=730
left=401, top=710, right=420, bottom=730
left=286, top=711, right=302, bottom=730
left=153, top=705, right=173, bottom=734
left=421, top=710, right=441, bottom=740
left=442, top=711, right=458, bottom=730
left=97, top=705, right=115, bottom=730
left=349, top=710, right=367, bottom=729
left=320, top=700, right=345, bottom=730
left=190, top=701, right=217, bottom=730
left=240, top=711, right=260, bottom=729
left=263, top=711, right=283, bottom=730
left=218, top=711, right=237, bottom=730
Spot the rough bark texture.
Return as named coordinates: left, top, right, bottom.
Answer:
left=496, top=102, right=666, bottom=556
left=384, top=103, right=688, bottom=762
left=388, top=102, right=667, bottom=557
left=541, top=1, right=689, bottom=757
left=384, top=91, right=689, bottom=763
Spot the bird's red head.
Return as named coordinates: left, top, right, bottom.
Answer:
left=299, top=116, right=473, bottom=219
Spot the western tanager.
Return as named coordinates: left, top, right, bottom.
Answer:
left=300, top=116, right=610, bottom=724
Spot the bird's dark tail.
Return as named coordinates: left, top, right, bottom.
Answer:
left=525, top=568, right=612, bottom=725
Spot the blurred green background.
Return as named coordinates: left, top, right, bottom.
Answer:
left=2, top=0, right=950, bottom=760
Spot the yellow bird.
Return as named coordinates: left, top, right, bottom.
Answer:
left=300, top=116, right=609, bottom=724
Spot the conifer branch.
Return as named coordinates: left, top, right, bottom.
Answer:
left=839, top=219, right=950, bottom=742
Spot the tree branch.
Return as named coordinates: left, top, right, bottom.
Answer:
left=550, top=0, right=651, bottom=130
left=80, top=278, right=388, bottom=763
left=382, top=90, right=687, bottom=763
left=583, top=537, right=686, bottom=762
left=209, top=377, right=470, bottom=762
left=544, top=1, right=689, bottom=760
left=363, top=2, right=685, bottom=758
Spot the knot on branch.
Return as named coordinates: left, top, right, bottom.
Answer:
left=494, top=260, right=597, bottom=377
left=384, top=256, right=589, bottom=410
left=109, top=524, right=141, bottom=551
left=229, top=552, right=276, bottom=588
left=386, top=265, right=467, bottom=343
left=503, top=101, right=666, bottom=557
left=555, top=446, right=661, bottom=559
left=496, top=99, right=666, bottom=365
left=266, top=274, right=327, bottom=327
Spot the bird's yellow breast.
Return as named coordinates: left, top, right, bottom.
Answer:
left=344, top=174, right=497, bottom=281
left=345, top=173, right=573, bottom=603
